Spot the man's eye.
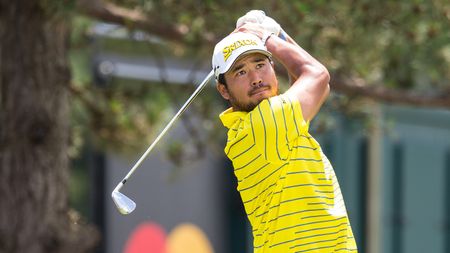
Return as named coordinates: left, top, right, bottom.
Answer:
left=237, top=70, right=246, bottom=76
left=256, top=63, right=265, bottom=69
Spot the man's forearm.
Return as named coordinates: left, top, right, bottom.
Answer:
left=266, top=34, right=330, bottom=121
left=265, top=35, right=329, bottom=83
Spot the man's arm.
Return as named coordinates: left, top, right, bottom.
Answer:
left=236, top=24, right=330, bottom=122
left=267, top=34, right=330, bottom=122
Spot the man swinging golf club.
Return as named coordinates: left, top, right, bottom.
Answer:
left=213, top=10, right=358, bottom=252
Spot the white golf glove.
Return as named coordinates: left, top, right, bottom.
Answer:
left=236, top=10, right=282, bottom=37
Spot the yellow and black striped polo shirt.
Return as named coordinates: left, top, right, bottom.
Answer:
left=220, top=94, right=357, bottom=252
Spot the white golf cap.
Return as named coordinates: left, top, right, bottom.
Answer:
left=212, top=32, right=272, bottom=80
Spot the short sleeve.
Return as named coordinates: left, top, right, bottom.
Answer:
left=249, top=94, right=309, bottom=163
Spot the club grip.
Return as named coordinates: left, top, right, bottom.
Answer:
left=279, top=29, right=288, bottom=41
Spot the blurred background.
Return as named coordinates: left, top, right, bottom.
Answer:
left=1, top=1, right=449, bottom=253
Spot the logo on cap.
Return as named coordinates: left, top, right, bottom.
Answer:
left=222, top=39, right=258, bottom=61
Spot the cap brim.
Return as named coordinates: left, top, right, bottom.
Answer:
left=221, top=49, right=272, bottom=76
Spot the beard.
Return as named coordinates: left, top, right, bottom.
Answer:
left=229, top=97, right=260, bottom=112
left=227, top=84, right=279, bottom=112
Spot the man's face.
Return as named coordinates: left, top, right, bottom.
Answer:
left=217, top=53, right=279, bottom=112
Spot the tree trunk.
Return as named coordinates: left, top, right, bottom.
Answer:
left=0, top=1, right=98, bottom=253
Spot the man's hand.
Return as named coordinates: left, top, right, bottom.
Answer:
left=236, top=10, right=281, bottom=37
left=234, top=22, right=267, bottom=41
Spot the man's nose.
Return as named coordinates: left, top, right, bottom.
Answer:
left=249, top=71, right=262, bottom=86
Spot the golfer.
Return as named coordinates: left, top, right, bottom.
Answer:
left=212, top=14, right=358, bottom=252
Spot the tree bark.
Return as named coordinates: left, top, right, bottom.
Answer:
left=0, top=1, right=98, bottom=253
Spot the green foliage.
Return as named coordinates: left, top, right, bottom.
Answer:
left=40, top=0, right=76, bottom=18
left=107, top=0, right=450, bottom=91
left=69, top=0, right=450, bottom=158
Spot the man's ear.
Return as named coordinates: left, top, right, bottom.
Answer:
left=269, top=58, right=275, bottom=68
left=216, top=82, right=230, bottom=100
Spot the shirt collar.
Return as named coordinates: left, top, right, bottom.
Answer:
left=219, top=107, right=248, bottom=129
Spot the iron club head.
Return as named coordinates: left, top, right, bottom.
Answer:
left=112, top=191, right=136, bottom=215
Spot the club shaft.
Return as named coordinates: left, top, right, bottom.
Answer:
left=115, top=70, right=214, bottom=191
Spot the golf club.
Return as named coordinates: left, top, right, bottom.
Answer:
left=111, top=10, right=289, bottom=215
left=112, top=70, right=214, bottom=215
